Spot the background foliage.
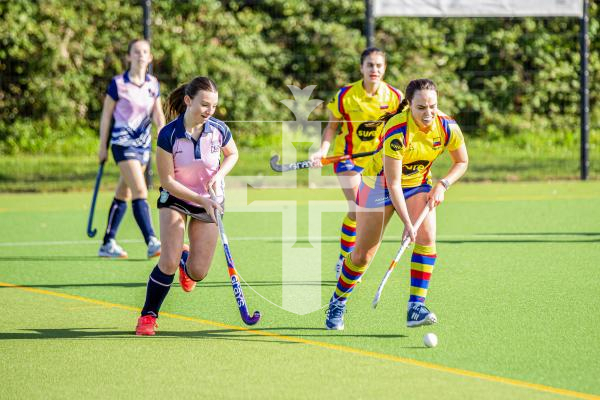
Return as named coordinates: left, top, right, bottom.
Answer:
left=0, top=0, right=598, bottom=164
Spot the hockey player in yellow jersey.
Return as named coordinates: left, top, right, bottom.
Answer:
left=311, top=48, right=403, bottom=279
left=325, top=78, right=469, bottom=331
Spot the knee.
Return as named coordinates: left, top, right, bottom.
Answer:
left=192, top=271, right=207, bottom=281
left=115, top=186, right=131, bottom=200
left=350, top=248, right=372, bottom=267
left=186, top=260, right=209, bottom=281
left=416, top=233, right=435, bottom=247
left=158, top=256, right=180, bottom=275
left=131, top=187, right=148, bottom=200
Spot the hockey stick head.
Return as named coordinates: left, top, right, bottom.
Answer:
left=86, top=162, right=105, bottom=238
left=231, top=274, right=262, bottom=325
left=371, top=269, right=392, bottom=309
left=270, top=155, right=285, bottom=172
left=270, top=154, right=314, bottom=172
left=242, top=311, right=261, bottom=325
left=371, top=293, right=381, bottom=309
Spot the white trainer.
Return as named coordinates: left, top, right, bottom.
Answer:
left=98, top=239, right=128, bottom=258
left=147, top=236, right=161, bottom=258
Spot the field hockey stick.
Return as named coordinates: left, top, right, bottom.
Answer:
left=209, top=188, right=261, bottom=325
left=372, top=202, right=432, bottom=309
left=86, top=161, right=105, bottom=238
left=270, top=150, right=376, bottom=172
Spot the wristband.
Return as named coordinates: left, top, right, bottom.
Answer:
left=440, top=178, right=450, bottom=190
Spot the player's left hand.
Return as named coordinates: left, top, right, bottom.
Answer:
left=207, top=175, right=223, bottom=198
left=428, top=183, right=446, bottom=208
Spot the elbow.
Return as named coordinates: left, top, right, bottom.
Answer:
left=226, top=152, right=239, bottom=164
left=387, top=181, right=403, bottom=194
left=158, top=175, right=175, bottom=192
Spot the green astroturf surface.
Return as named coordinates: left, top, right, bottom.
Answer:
left=0, top=182, right=599, bottom=399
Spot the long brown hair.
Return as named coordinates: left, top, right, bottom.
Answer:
left=165, top=77, right=218, bottom=121
left=379, top=78, right=437, bottom=125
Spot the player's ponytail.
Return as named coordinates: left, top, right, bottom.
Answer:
left=165, top=76, right=218, bottom=121
left=165, top=84, right=187, bottom=121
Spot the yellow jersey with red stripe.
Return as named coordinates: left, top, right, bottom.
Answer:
left=327, top=80, right=403, bottom=168
left=362, top=108, right=465, bottom=188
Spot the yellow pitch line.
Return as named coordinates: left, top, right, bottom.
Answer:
left=1, top=281, right=598, bottom=400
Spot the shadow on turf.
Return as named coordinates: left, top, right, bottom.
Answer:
left=220, top=327, right=408, bottom=339
left=0, top=256, right=148, bottom=262
left=0, top=281, right=337, bottom=289
left=0, top=328, right=288, bottom=343
left=0, top=327, right=405, bottom=341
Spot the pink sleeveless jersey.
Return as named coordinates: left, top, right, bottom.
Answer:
left=106, top=71, right=160, bottom=148
left=157, top=114, right=232, bottom=205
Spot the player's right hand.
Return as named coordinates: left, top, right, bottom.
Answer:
left=98, top=147, right=108, bottom=163
left=200, top=197, right=223, bottom=223
left=309, top=150, right=324, bottom=167
left=402, top=224, right=417, bottom=243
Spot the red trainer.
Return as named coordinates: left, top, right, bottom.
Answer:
left=179, top=244, right=196, bottom=292
left=136, top=315, right=157, bottom=336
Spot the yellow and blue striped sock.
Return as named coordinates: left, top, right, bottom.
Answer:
left=409, top=244, right=437, bottom=304
left=333, top=254, right=368, bottom=302
left=339, top=216, right=357, bottom=261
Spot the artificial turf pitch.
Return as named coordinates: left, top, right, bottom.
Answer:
left=0, top=182, right=599, bottom=399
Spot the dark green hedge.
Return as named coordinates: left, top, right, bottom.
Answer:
left=1, top=0, right=597, bottom=154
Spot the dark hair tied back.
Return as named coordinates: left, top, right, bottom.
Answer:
left=360, top=47, right=386, bottom=65
left=376, top=78, right=437, bottom=125
left=165, top=77, right=218, bottom=121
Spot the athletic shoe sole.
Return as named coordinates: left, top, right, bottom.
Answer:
left=407, top=312, right=437, bottom=328
left=325, top=323, right=345, bottom=331
left=147, top=250, right=161, bottom=258
left=98, top=253, right=128, bottom=258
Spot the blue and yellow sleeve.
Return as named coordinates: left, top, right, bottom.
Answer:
left=382, top=117, right=408, bottom=160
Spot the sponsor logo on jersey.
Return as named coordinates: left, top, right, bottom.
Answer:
left=402, top=160, right=430, bottom=176
left=356, top=122, right=379, bottom=142
left=390, top=138, right=404, bottom=151
left=433, top=136, right=442, bottom=149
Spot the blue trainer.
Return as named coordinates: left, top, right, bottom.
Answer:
left=406, top=302, right=437, bottom=328
left=325, top=299, right=346, bottom=330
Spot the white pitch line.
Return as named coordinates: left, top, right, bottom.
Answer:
left=0, top=233, right=591, bottom=247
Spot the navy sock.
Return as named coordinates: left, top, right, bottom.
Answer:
left=181, top=246, right=190, bottom=267
left=141, top=265, right=174, bottom=317
left=132, top=198, right=155, bottom=244
left=103, top=198, right=127, bottom=245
